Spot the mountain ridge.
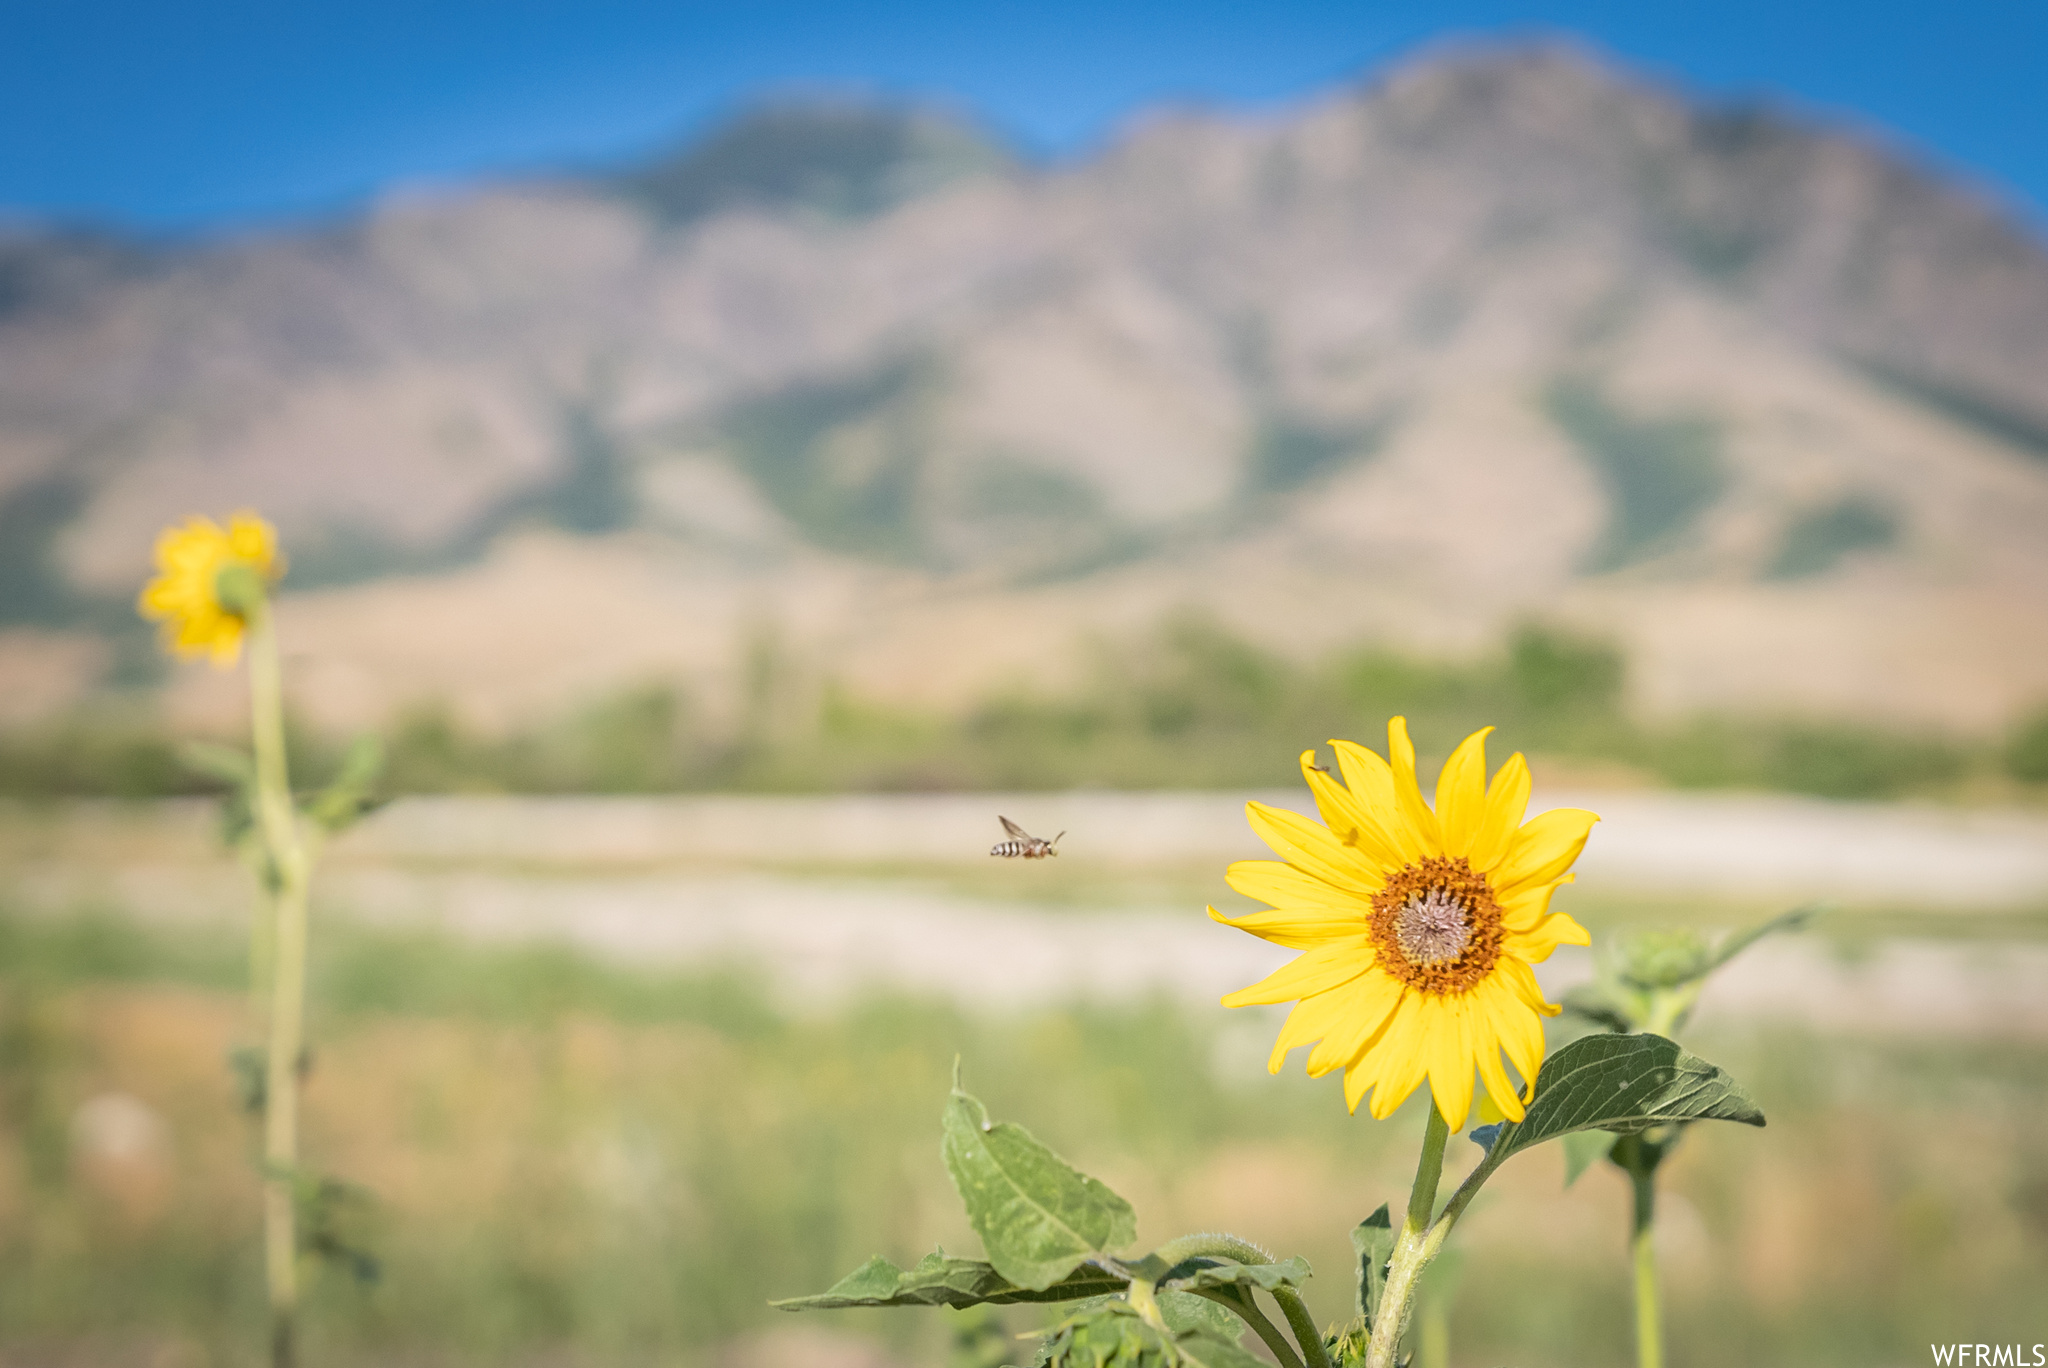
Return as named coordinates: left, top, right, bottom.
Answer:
left=2, top=40, right=2046, bottom=737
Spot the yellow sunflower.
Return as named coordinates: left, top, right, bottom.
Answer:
left=137, top=512, right=285, bottom=666
left=1212, top=718, right=1596, bottom=1130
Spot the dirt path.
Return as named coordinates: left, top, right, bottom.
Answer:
left=5, top=792, right=2045, bottom=1035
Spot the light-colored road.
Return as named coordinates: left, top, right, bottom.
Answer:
left=4, top=792, right=2045, bottom=1036
left=324, top=788, right=2048, bottom=908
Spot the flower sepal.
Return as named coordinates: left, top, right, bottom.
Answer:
left=213, top=561, right=270, bottom=618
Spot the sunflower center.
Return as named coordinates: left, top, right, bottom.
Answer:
left=1368, top=855, right=1505, bottom=995
left=1395, top=887, right=1472, bottom=965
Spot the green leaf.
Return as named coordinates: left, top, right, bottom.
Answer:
left=1164, top=1256, right=1310, bottom=1298
left=1158, top=1289, right=1242, bottom=1342
left=180, top=740, right=253, bottom=786
left=1350, top=1204, right=1393, bottom=1323
left=772, top=1251, right=1124, bottom=1310
left=942, top=1084, right=1138, bottom=1291
left=1172, top=1328, right=1271, bottom=1368
left=1559, top=984, right=1637, bottom=1034
left=1707, top=905, right=1818, bottom=973
left=1562, top=1129, right=1619, bottom=1187
left=1484, top=1033, right=1763, bottom=1169
left=1039, top=1304, right=1171, bottom=1367
left=305, top=735, right=388, bottom=833
left=1036, top=1304, right=1270, bottom=1368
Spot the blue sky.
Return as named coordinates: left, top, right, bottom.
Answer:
left=3, top=0, right=2044, bottom=232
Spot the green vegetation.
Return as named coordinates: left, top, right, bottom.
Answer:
left=1765, top=495, right=1898, bottom=580
left=722, top=358, right=932, bottom=562
left=1243, top=409, right=1397, bottom=494
left=2005, top=703, right=2048, bottom=783
left=1857, top=358, right=2048, bottom=462
left=0, top=471, right=92, bottom=625
left=1545, top=379, right=1726, bottom=572
left=1, top=903, right=2044, bottom=1367
left=618, top=104, right=1012, bottom=228
left=0, top=621, right=1992, bottom=802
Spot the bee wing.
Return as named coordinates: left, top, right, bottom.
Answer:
left=998, top=815, right=1030, bottom=840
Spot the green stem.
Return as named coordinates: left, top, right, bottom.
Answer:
left=1364, top=1101, right=1454, bottom=1368
left=1630, top=1157, right=1662, bottom=1368
left=1272, top=1287, right=1332, bottom=1368
left=1126, top=1274, right=1168, bottom=1331
left=1151, top=1234, right=1329, bottom=1368
left=1192, top=1291, right=1304, bottom=1368
left=247, top=603, right=309, bottom=1368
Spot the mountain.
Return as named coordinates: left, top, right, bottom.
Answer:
left=3, top=42, right=2047, bottom=738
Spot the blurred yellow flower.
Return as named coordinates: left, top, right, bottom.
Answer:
left=137, top=512, right=285, bottom=666
left=1212, top=719, right=1596, bottom=1130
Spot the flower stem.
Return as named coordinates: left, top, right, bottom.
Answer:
left=1364, top=1101, right=1453, bottom=1368
left=1629, top=1155, right=1662, bottom=1368
left=1148, top=1234, right=1328, bottom=1368
left=1125, top=1274, right=1168, bottom=1331
left=247, top=603, right=310, bottom=1368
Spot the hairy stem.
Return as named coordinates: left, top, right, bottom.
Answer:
left=1364, top=1102, right=1454, bottom=1368
left=248, top=604, right=310, bottom=1368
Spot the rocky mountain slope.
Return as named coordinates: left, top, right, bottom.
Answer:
left=3, top=41, right=2046, bottom=736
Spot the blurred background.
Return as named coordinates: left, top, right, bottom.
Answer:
left=3, top=1, right=2047, bottom=1364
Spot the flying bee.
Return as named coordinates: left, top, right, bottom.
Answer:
left=991, top=816, right=1063, bottom=859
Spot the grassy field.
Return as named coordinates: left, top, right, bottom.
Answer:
left=9, top=621, right=2041, bottom=804
left=2, top=900, right=2045, bottom=1368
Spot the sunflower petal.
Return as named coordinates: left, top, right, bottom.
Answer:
left=1387, top=717, right=1443, bottom=856
left=1480, top=977, right=1547, bottom=1098
left=1472, top=1004, right=1527, bottom=1124
left=1433, top=727, right=1493, bottom=861
left=1302, top=755, right=1407, bottom=873
left=1329, top=739, right=1430, bottom=864
left=1468, top=752, right=1532, bottom=873
left=1492, top=808, right=1599, bottom=896
left=1245, top=801, right=1380, bottom=893
left=1506, top=911, right=1591, bottom=964
left=1304, top=970, right=1405, bottom=1077
left=1266, top=989, right=1352, bottom=1071
left=1225, top=861, right=1373, bottom=914
left=1220, top=939, right=1375, bottom=1007
left=1208, top=903, right=1368, bottom=950
left=1366, top=995, right=1433, bottom=1119
left=1342, top=1055, right=1376, bottom=1113
left=1425, top=996, right=1477, bottom=1130
left=1493, top=954, right=1564, bottom=1019
left=1498, top=874, right=1569, bottom=931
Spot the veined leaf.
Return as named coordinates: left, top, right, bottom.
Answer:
left=1562, top=1129, right=1619, bottom=1187
left=1350, top=1205, right=1393, bottom=1323
left=942, top=1084, right=1138, bottom=1291
left=772, top=1251, right=1122, bottom=1310
left=1159, top=1288, right=1243, bottom=1343
left=1485, top=1033, right=1762, bottom=1169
